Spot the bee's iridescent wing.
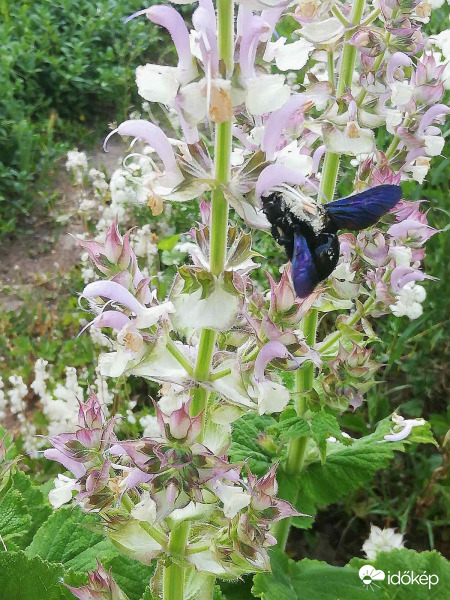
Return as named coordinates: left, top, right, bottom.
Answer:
left=291, top=233, right=319, bottom=298
left=326, top=184, right=402, bottom=231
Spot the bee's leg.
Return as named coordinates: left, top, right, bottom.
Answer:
left=271, top=225, right=294, bottom=260
left=270, top=224, right=284, bottom=245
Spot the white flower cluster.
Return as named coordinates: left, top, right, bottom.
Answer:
left=390, top=281, right=427, bottom=320
left=66, top=150, right=88, bottom=184
left=429, top=24, right=450, bottom=89
left=0, top=360, right=115, bottom=455
left=362, top=524, right=405, bottom=560
left=130, top=224, right=158, bottom=262
left=32, top=360, right=114, bottom=437
left=0, top=374, right=38, bottom=457
left=80, top=251, right=96, bottom=284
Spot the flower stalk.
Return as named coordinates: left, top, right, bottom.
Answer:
left=191, top=0, right=234, bottom=419
left=163, top=521, right=191, bottom=600
left=274, top=0, right=367, bottom=551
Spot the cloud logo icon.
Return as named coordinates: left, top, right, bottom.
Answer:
left=359, top=565, right=386, bottom=590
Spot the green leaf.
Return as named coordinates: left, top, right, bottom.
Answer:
left=27, top=507, right=153, bottom=600
left=26, top=506, right=112, bottom=569
left=140, top=587, right=153, bottom=600
left=11, top=471, right=51, bottom=546
left=219, top=576, right=254, bottom=600
left=271, top=416, right=310, bottom=441
left=213, top=586, right=227, bottom=600
left=0, top=552, right=78, bottom=600
left=270, top=411, right=351, bottom=461
left=310, top=412, right=351, bottom=462
left=253, top=549, right=373, bottom=600
left=230, top=414, right=277, bottom=475
left=157, top=234, right=180, bottom=251
left=404, top=422, right=439, bottom=447
left=350, top=548, right=450, bottom=599
left=293, top=421, right=402, bottom=527
left=104, top=555, right=154, bottom=600
left=0, top=488, right=32, bottom=550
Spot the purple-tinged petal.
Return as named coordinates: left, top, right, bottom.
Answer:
left=168, top=403, right=192, bottom=440
left=83, top=280, right=144, bottom=315
left=110, top=270, right=133, bottom=289
left=200, top=198, right=211, bottom=225
left=128, top=5, right=195, bottom=84
left=75, top=237, right=110, bottom=274
left=116, top=120, right=181, bottom=177
left=93, top=310, right=131, bottom=331
left=414, top=83, right=444, bottom=106
left=255, top=164, right=309, bottom=199
left=104, top=218, right=123, bottom=262
left=260, top=7, right=285, bottom=40
left=312, top=144, right=326, bottom=174
left=418, top=104, right=450, bottom=135
left=239, top=15, right=268, bottom=79
left=123, top=468, right=153, bottom=491
left=390, top=266, right=432, bottom=292
left=193, top=1, right=219, bottom=77
left=387, top=219, right=438, bottom=244
left=173, top=98, right=200, bottom=144
left=79, top=389, right=105, bottom=429
left=44, top=449, right=86, bottom=478
left=386, top=52, right=412, bottom=83
left=118, top=229, right=134, bottom=270
left=262, top=94, right=312, bottom=160
left=254, top=341, right=289, bottom=382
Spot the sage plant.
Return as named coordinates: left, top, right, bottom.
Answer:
left=45, top=0, right=446, bottom=598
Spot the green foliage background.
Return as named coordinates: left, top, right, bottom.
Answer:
left=0, top=0, right=168, bottom=236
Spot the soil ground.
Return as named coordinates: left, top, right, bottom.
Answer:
left=0, top=139, right=126, bottom=311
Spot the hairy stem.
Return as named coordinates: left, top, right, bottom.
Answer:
left=163, top=521, right=190, bottom=600
left=191, top=0, right=234, bottom=423
left=274, top=0, right=367, bottom=550
left=322, top=0, right=366, bottom=202
left=273, top=311, right=317, bottom=549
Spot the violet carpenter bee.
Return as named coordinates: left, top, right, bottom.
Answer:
left=261, top=184, right=402, bottom=298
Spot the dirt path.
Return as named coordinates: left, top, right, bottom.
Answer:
left=0, top=139, right=126, bottom=311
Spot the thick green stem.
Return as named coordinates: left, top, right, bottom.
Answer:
left=273, top=311, right=317, bottom=549
left=163, top=521, right=190, bottom=600
left=336, top=0, right=366, bottom=97
left=274, top=0, right=367, bottom=551
left=320, top=153, right=340, bottom=203
left=191, top=0, right=234, bottom=424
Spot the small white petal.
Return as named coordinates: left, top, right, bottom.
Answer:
left=131, top=491, right=157, bottom=524
left=298, top=18, right=345, bottom=44
left=179, top=80, right=207, bottom=123
left=255, top=380, right=290, bottom=415
left=323, top=124, right=375, bottom=156
left=423, top=134, right=445, bottom=157
left=245, top=75, right=290, bottom=116
left=213, top=481, right=251, bottom=519
left=390, top=81, right=413, bottom=107
left=136, top=64, right=179, bottom=104
left=48, top=475, right=77, bottom=509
